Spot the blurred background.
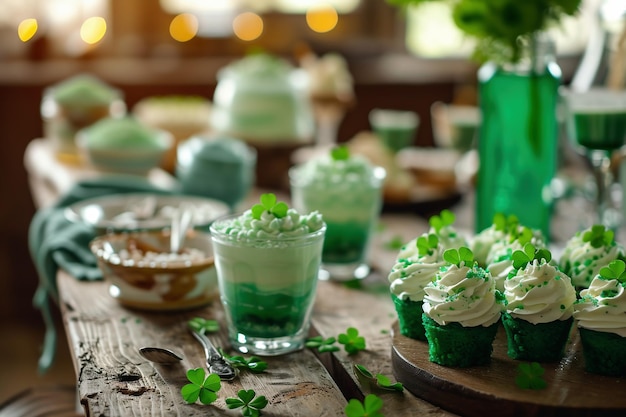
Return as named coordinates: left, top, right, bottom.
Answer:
left=0, top=0, right=616, bottom=407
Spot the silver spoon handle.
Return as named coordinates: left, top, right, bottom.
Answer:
left=191, top=330, right=237, bottom=381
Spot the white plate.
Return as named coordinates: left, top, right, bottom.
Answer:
left=65, top=193, right=230, bottom=231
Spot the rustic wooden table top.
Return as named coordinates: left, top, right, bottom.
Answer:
left=28, top=137, right=606, bottom=417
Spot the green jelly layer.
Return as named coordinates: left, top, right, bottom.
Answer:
left=224, top=283, right=314, bottom=338
left=322, top=220, right=370, bottom=264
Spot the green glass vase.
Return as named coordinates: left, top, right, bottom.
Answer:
left=475, top=35, right=561, bottom=239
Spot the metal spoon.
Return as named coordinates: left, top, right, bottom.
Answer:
left=190, top=328, right=238, bottom=381
left=139, top=346, right=183, bottom=364
left=170, top=203, right=193, bottom=254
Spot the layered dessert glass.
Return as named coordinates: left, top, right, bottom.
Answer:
left=290, top=147, right=386, bottom=280
left=210, top=197, right=325, bottom=355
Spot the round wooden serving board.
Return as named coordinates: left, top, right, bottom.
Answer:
left=391, top=321, right=626, bottom=417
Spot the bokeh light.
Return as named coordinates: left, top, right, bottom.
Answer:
left=18, top=18, right=38, bottom=42
left=80, top=16, right=107, bottom=44
left=233, top=12, right=263, bottom=41
left=170, top=13, right=198, bottom=42
left=306, top=4, right=338, bottom=33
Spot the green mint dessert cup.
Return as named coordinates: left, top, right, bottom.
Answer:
left=391, top=294, right=426, bottom=341
left=501, top=313, right=573, bottom=362
left=210, top=214, right=326, bottom=356
left=578, top=327, right=626, bottom=376
left=289, top=165, right=385, bottom=281
left=422, top=314, right=499, bottom=367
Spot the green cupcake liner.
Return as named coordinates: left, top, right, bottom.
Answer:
left=502, top=313, right=573, bottom=362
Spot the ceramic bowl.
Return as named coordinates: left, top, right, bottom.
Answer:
left=90, top=229, right=218, bottom=311
left=76, top=128, right=173, bottom=175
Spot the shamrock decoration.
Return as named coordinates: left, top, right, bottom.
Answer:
left=492, top=213, right=519, bottom=234
left=354, top=364, right=404, bottom=392
left=331, top=145, right=350, bottom=161
left=442, top=247, right=474, bottom=268
left=429, top=209, right=455, bottom=233
left=251, top=193, right=289, bottom=220
left=509, top=226, right=533, bottom=246
left=180, top=368, right=221, bottom=405
left=583, top=225, right=614, bottom=249
left=225, top=389, right=268, bottom=417
left=338, top=327, right=366, bottom=355
left=344, top=394, right=384, bottom=417
left=220, top=351, right=268, bottom=374
left=599, top=260, right=626, bottom=284
left=306, top=336, right=340, bottom=353
left=188, top=317, right=219, bottom=334
left=511, top=243, right=552, bottom=270
left=416, top=233, right=439, bottom=257
left=515, top=362, right=547, bottom=390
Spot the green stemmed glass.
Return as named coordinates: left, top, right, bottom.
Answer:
left=562, top=87, right=626, bottom=231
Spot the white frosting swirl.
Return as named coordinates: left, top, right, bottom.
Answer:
left=290, top=155, right=385, bottom=222
left=429, top=225, right=467, bottom=252
left=504, top=260, right=576, bottom=324
left=470, top=225, right=506, bottom=267
left=212, top=208, right=325, bottom=244
left=574, top=276, right=626, bottom=337
left=559, top=236, right=624, bottom=289
left=388, top=245, right=446, bottom=302
left=422, top=264, right=501, bottom=327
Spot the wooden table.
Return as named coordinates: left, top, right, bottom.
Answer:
left=25, top=138, right=458, bottom=416
left=29, top=138, right=615, bottom=416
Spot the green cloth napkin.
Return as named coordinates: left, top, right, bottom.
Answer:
left=28, top=175, right=177, bottom=373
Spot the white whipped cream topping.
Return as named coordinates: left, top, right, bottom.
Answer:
left=429, top=225, right=467, bottom=253
left=423, top=264, right=501, bottom=327
left=291, top=155, right=385, bottom=222
left=559, top=238, right=624, bottom=289
left=388, top=245, right=446, bottom=302
left=471, top=225, right=506, bottom=267
left=486, top=239, right=526, bottom=293
left=212, top=208, right=325, bottom=243
left=504, top=259, right=576, bottom=324
left=574, top=276, right=626, bottom=337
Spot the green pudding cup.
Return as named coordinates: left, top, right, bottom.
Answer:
left=289, top=165, right=385, bottom=281
left=210, top=214, right=326, bottom=356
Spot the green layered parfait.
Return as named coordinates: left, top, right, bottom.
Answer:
left=290, top=146, right=385, bottom=280
left=210, top=193, right=325, bottom=355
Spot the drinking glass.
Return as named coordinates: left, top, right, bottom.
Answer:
left=210, top=214, right=325, bottom=355
left=562, top=88, right=626, bottom=230
left=290, top=164, right=386, bottom=281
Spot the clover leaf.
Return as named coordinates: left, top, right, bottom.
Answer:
left=251, top=193, right=289, bottom=220
left=188, top=317, right=219, bottom=334
left=384, top=235, right=405, bottom=251
left=180, top=368, right=221, bottom=405
left=331, top=145, right=350, bottom=161
left=583, top=225, right=614, bottom=248
left=416, top=233, right=439, bottom=257
left=306, top=336, right=340, bottom=353
left=510, top=226, right=533, bottom=246
left=492, top=213, right=519, bottom=233
left=599, top=260, right=626, bottom=284
left=344, top=394, right=384, bottom=417
left=220, top=351, right=268, bottom=374
left=429, top=209, right=455, bottom=233
left=338, top=327, right=366, bottom=355
left=225, top=389, right=268, bottom=417
left=442, top=247, right=473, bottom=267
left=354, top=364, right=404, bottom=393
left=511, top=243, right=552, bottom=270
left=515, top=362, right=547, bottom=390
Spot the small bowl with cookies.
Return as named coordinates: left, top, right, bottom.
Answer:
left=90, top=228, right=218, bottom=311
